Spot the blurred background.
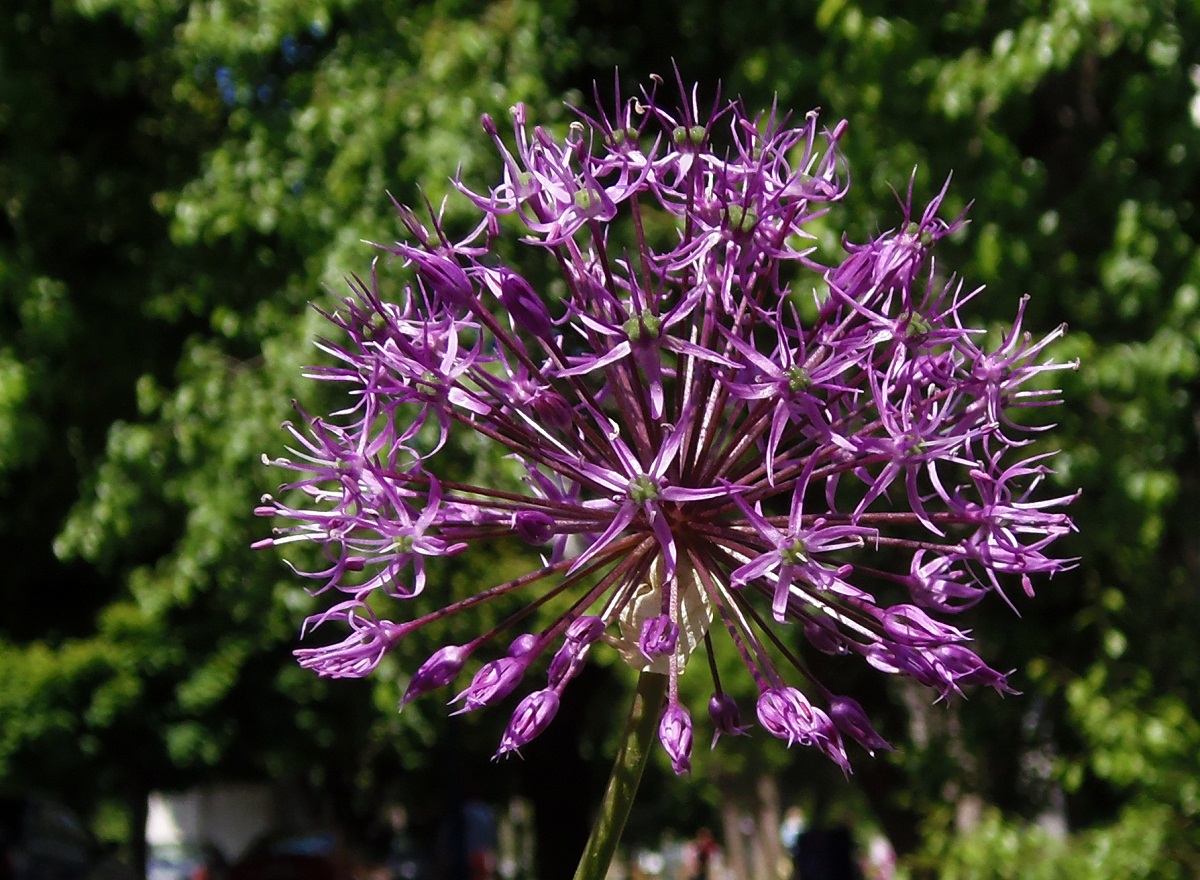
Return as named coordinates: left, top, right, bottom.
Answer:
left=2, top=0, right=1198, bottom=878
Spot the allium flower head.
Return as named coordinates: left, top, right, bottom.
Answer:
left=257, top=74, right=1077, bottom=774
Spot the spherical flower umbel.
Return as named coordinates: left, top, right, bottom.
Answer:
left=256, top=74, right=1078, bottom=774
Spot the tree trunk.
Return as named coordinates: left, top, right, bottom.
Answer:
left=127, top=783, right=149, bottom=880
left=756, top=774, right=784, bottom=878
left=720, top=798, right=748, bottom=880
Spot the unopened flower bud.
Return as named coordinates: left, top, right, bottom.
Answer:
left=499, top=271, right=553, bottom=339
left=565, top=615, right=607, bottom=645
left=451, top=655, right=530, bottom=714
left=804, top=616, right=849, bottom=655
left=881, top=604, right=969, bottom=646
left=507, top=633, right=537, bottom=657
left=756, top=687, right=817, bottom=747
left=828, top=694, right=892, bottom=756
left=496, top=688, right=560, bottom=757
left=514, top=510, right=555, bottom=545
left=865, top=643, right=944, bottom=691
left=410, top=251, right=474, bottom=309
left=531, top=387, right=573, bottom=431
left=547, top=639, right=589, bottom=688
left=401, top=644, right=470, bottom=708
left=708, top=693, right=750, bottom=748
left=659, top=703, right=694, bottom=775
left=931, top=644, right=1017, bottom=695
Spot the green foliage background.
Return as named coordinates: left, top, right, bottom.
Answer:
left=3, top=0, right=1199, bottom=876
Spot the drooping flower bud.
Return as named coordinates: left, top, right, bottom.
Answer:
left=659, top=703, right=694, bottom=775
left=807, top=706, right=852, bottom=774
left=864, top=642, right=943, bottom=690
left=756, top=687, right=818, bottom=747
left=507, top=633, right=537, bottom=657
left=804, top=615, right=849, bottom=655
left=547, top=638, right=591, bottom=688
left=400, top=644, right=470, bottom=708
left=530, top=386, right=573, bottom=431
left=828, top=694, right=893, bottom=756
left=565, top=615, right=607, bottom=644
left=880, top=604, right=970, bottom=647
left=931, top=644, right=1017, bottom=695
left=708, top=693, right=751, bottom=749
left=450, top=655, right=531, bottom=714
left=496, top=688, right=560, bottom=757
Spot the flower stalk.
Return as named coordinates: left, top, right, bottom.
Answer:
left=572, top=671, right=668, bottom=880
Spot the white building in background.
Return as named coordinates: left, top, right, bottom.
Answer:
left=145, top=784, right=275, bottom=862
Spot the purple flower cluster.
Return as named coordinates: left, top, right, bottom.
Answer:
left=256, top=76, right=1077, bottom=774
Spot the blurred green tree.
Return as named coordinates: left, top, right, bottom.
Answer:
left=1, top=0, right=584, bottom=872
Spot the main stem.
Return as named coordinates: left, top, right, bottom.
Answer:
left=572, top=670, right=668, bottom=880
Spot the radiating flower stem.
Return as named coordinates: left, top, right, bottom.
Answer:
left=572, top=670, right=668, bottom=880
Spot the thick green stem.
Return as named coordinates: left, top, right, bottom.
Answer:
left=572, top=670, right=668, bottom=880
